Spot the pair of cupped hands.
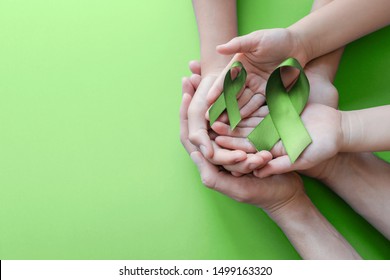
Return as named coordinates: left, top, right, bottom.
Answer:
left=180, top=28, right=343, bottom=213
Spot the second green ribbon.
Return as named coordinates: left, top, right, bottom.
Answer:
left=209, top=57, right=312, bottom=163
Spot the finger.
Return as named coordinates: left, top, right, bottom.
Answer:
left=190, top=151, right=257, bottom=202
left=254, top=156, right=295, bottom=178
left=207, top=88, right=256, bottom=124
left=207, top=57, right=239, bottom=105
left=240, top=93, right=265, bottom=119
left=223, top=151, right=273, bottom=174
left=188, top=77, right=216, bottom=158
left=211, top=121, right=253, bottom=137
left=190, top=74, right=201, bottom=90
left=280, top=66, right=300, bottom=89
left=251, top=106, right=269, bottom=118
left=246, top=73, right=266, bottom=95
left=237, top=88, right=255, bottom=109
left=237, top=117, right=263, bottom=128
left=180, top=93, right=197, bottom=154
left=182, top=77, right=195, bottom=97
left=216, top=33, right=259, bottom=55
left=189, top=60, right=201, bottom=75
left=209, top=141, right=247, bottom=165
left=270, top=141, right=286, bottom=158
left=231, top=171, right=244, bottom=177
left=215, top=136, right=256, bottom=153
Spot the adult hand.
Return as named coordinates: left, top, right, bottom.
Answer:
left=190, top=150, right=304, bottom=212
left=181, top=63, right=272, bottom=174
left=305, top=60, right=339, bottom=108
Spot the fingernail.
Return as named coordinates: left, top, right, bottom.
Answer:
left=199, top=145, right=207, bottom=157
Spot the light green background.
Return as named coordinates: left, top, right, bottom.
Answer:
left=0, top=0, right=389, bottom=259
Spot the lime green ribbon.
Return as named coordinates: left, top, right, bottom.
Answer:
left=209, top=61, right=247, bottom=129
left=209, top=58, right=312, bottom=163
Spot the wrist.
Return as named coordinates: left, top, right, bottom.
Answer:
left=267, top=190, right=314, bottom=230
left=287, top=27, right=312, bottom=66
left=315, top=153, right=353, bottom=185
left=264, top=173, right=307, bottom=220
left=200, top=55, right=233, bottom=77
left=340, top=110, right=353, bottom=152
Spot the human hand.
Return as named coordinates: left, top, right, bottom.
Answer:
left=207, top=28, right=309, bottom=107
left=212, top=103, right=343, bottom=178
left=255, top=103, right=343, bottom=177
left=184, top=62, right=248, bottom=165
left=190, top=150, right=304, bottom=212
left=305, top=59, right=339, bottom=108
left=181, top=62, right=272, bottom=174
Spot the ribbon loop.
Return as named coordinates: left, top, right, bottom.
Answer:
left=248, top=58, right=312, bottom=163
left=209, top=58, right=312, bottom=163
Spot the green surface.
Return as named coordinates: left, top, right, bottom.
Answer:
left=0, top=0, right=389, bottom=259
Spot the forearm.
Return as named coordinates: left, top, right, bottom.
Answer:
left=321, top=153, right=390, bottom=239
left=341, top=105, right=390, bottom=152
left=268, top=192, right=361, bottom=259
left=309, top=0, right=344, bottom=81
left=192, top=0, right=238, bottom=76
left=288, top=0, right=390, bottom=62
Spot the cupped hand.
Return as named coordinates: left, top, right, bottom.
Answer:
left=181, top=62, right=271, bottom=174
left=190, top=150, right=305, bottom=213
left=254, top=103, right=343, bottom=178
left=185, top=61, right=247, bottom=164
left=305, top=61, right=339, bottom=109
left=207, top=28, right=309, bottom=107
left=214, top=103, right=343, bottom=177
left=212, top=59, right=342, bottom=177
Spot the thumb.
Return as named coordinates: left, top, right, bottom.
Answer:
left=254, top=155, right=295, bottom=178
left=190, top=151, right=218, bottom=190
left=217, top=33, right=258, bottom=55
left=190, top=152, right=257, bottom=202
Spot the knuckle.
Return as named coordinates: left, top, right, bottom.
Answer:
left=187, top=105, right=197, bottom=117
left=235, top=192, right=251, bottom=204
left=200, top=174, right=215, bottom=189
left=188, top=132, right=200, bottom=144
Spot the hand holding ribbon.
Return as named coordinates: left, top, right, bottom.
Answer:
left=209, top=58, right=313, bottom=164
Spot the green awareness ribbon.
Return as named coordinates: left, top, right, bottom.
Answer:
left=247, top=58, right=312, bottom=163
left=209, top=61, right=247, bottom=129
left=209, top=58, right=312, bottom=163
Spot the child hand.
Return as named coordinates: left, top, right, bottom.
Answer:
left=207, top=28, right=309, bottom=107
left=254, top=103, right=343, bottom=178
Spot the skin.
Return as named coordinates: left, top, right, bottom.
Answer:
left=189, top=0, right=242, bottom=162
left=181, top=0, right=389, bottom=259
left=188, top=0, right=348, bottom=174
left=182, top=66, right=272, bottom=175
left=253, top=105, right=390, bottom=177
left=208, top=0, right=390, bottom=114
left=180, top=73, right=361, bottom=259
left=288, top=0, right=390, bottom=62
left=305, top=153, right=390, bottom=240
